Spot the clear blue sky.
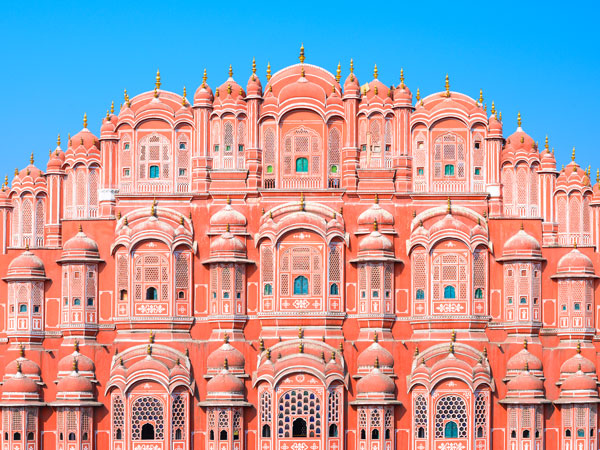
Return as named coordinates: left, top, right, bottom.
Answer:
left=0, top=1, right=598, bottom=178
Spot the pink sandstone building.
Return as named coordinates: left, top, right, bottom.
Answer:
left=0, top=48, right=598, bottom=450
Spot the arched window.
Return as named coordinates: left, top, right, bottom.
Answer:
left=141, top=424, right=155, bottom=440
left=523, top=429, right=530, bottom=438
left=19, top=304, right=27, bottom=313
left=330, top=283, right=339, bottom=295
left=13, top=432, right=21, bottom=441
left=296, top=158, right=308, bottom=173
left=293, top=276, right=309, bottom=295
left=417, top=427, right=425, bottom=438
left=474, top=288, right=483, bottom=299
left=416, top=289, right=425, bottom=300
left=262, top=424, right=271, bottom=438
left=372, top=428, right=380, bottom=439
left=328, top=424, right=338, bottom=437
left=292, top=418, right=307, bottom=437
left=209, top=430, right=215, bottom=440
left=264, top=284, right=272, bottom=295
left=219, top=429, right=228, bottom=440
left=138, top=133, right=171, bottom=181
left=577, top=429, right=585, bottom=438
left=146, top=287, right=158, bottom=300
left=444, top=421, right=458, bottom=438
left=444, top=285, right=456, bottom=299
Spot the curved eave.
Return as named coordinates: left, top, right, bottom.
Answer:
left=496, top=255, right=545, bottom=262
left=349, top=256, right=403, bottom=264
left=3, top=275, right=48, bottom=281
left=49, top=400, right=103, bottom=407
left=554, top=398, right=600, bottom=404
left=349, top=399, right=402, bottom=406
left=198, top=400, right=252, bottom=407
left=56, top=257, right=104, bottom=264
left=202, top=258, right=255, bottom=265
left=551, top=273, right=599, bottom=279
left=498, top=398, right=550, bottom=405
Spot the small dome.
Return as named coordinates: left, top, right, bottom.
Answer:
left=246, top=71, right=262, bottom=97
left=358, top=230, right=393, bottom=253
left=502, top=126, right=537, bottom=162
left=56, top=372, right=94, bottom=395
left=357, top=341, right=394, bottom=371
left=62, top=228, right=100, bottom=259
left=488, top=114, right=502, bottom=135
left=431, top=351, right=472, bottom=375
left=210, top=231, right=246, bottom=256
left=16, top=164, right=44, bottom=182
left=2, top=372, right=38, bottom=396
left=58, top=351, right=95, bottom=376
left=560, top=352, right=597, bottom=377
left=279, top=74, right=326, bottom=105
left=393, top=82, right=412, bottom=105
left=557, top=248, right=595, bottom=276
left=343, top=72, right=360, bottom=96
left=429, top=213, right=470, bottom=237
left=207, top=339, right=245, bottom=374
left=7, top=250, right=45, bottom=279
left=562, top=371, right=598, bottom=392
left=206, top=367, right=245, bottom=398
left=357, top=201, right=394, bottom=228
left=507, top=370, right=544, bottom=392
left=5, top=356, right=41, bottom=379
left=507, top=347, right=543, bottom=373
left=356, top=367, right=395, bottom=396
left=210, top=202, right=247, bottom=228
left=47, top=147, right=65, bottom=172
left=502, top=228, right=542, bottom=259
left=194, top=82, right=214, bottom=103
left=70, top=125, right=98, bottom=153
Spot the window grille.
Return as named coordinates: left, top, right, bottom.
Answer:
left=474, top=392, right=487, bottom=437
left=327, top=388, right=340, bottom=424
left=89, top=169, right=99, bottom=208
left=414, top=394, right=428, bottom=437
left=434, top=395, right=468, bottom=438
left=35, top=198, right=44, bottom=246
left=278, top=390, right=321, bottom=438
left=131, top=396, right=164, bottom=440
left=171, top=394, right=186, bottom=440
left=112, top=395, right=124, bottom=440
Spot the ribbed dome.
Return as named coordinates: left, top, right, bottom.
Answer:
left=56, top=372, right=94, bottom=395
left=62, top=228, right=100, bottom=257
left=357, top=341, right=394, bottom=371
left=58, top=351, right=95, bottom=375
left=502, top=229, right=542, bottom=259
left=5, top=357, right=41, bottom=379
left=562, top=371, right=598, bottom=392
left=358, top=230, right=393, bottom=253
left=356, top=367, right=395, bottom=396
left=343, top=72, right=360, bottom=96
left=206, top=367, right=245, bottom=398
left=210, top=232, right=246, bottom=255
left=507, top=348, right=543, bottom=373
left=2, top=372, right=38, bottom=395
left=7, top=250, right=45, bottom=279
left=207, top=340, right=245, bottom=374
left=357, top=202, right=394, bottom=228
left=210, top=203, right=247, bottom=227
left=279, top=75, right=326, bottom=104
left=557, top=248, right=595, bottom=276
left=507, top=370, right=544, bottom=392
left=246, top=72, right=262, bottom=97
left=560, top=352, right=597, bottom=377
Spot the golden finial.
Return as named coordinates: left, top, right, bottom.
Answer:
left=228, top=64, right=233, bottom=78
left=339, top=341, right=344, bottom=353
left=266, top=348, right=271, bottom=360
left=124, top=217, right=128, bottom=226
left=78, top=223, right=83, bottom=233
left=449, top=341, right=454, bottom=354
left=149, top=330, right=155, bottom=343
left=57, top=133, right=61, bottom=147
left=524, top=361, right=529, bottom=372
left=83, top=112, right=88, bottom=129
left=577, top=341, right=581, bottom=354
left=73, top=339, right=80, bottom=352
left=300, top=67, right=305, bottom=78
left=299, top=43, right=305, bottom=64
left=373, top=64, right=378, bottom=79
left=154, top=86, right=158, bottom=98
left=373, top=332, right=378, bottom=343
left=106, top=109, right=110, bottom=120
left=182, top=86, right=187, bottom=105
left=111, top=101, right=115, bottom=114
left=155, top=69, right=161, bottom=90
left=451, top=329, right=456, bottom=342
left=447, top=197, right=451, bottom=214
left=298, top=327, right=304, bottom=339
left=225, top=223, right=230, bottom=233
left=72, top=357, right=78, bottom=372
left=336, top=62, right=341, bottom=82
left=299, top=341, right=304, bottom=353
left=374, top=193, right=379, bottom=204
left=479, top=89, right=483, bottom=104
left=250, top=57, right=256, bottom=75
left=445, top=74, right=450, bottom=97
left=574, top=239, right=577, bottom=249
left=331, top=351, right=336, bottom=361
left=202, top=68, right=207, bottom=86
left=151, top=199, right=156, bottom=216
left=571, top=146, right=576, bottom=161
left=259, top=338, right=265, bottom=351
left=266, top=62, right=271, bottom=81
left=414, top=345, right=419, bottom=357
left=300, top=192, right=305, bottom=211
left=147, top=344, right=152, bottom=356
left=30, top=152, right=34, bottom=165
left=523, top=338, right=528, bottom=349
left=18, top=344, right=24, bottom=358
left=227, top=84, right=232, bottom=95
left=331, top=84, right=336, bottom=94
left=491, top=101, right=496, bottom=115
left=484, top=103, right=487, bottom=112
left=16, top=360, right=22, bottom=374
left=373, top=219, right=378, bottom=231
left=224, top=358, right=229, bottom=370
left=321, top=351, right=326, bottom=362
left=120, top=356, right=125, bottom=367
left=373, top=85, right=378, bottom=95
left=374, top=356, right=380, bottom=369
left=400, top=68, right=405, bottom=86
left=483, top=347, right=488, bottom=358
left=223, top=332, right=229, bottom=344
left=517, top=111, right=522, bottom=127
left=350, top=58, right=354, bottom=74
left=596, top=169, right=599, bottom=184
left=416, top=88, right=420, bottom=102
left=124, top=89, right=130, bottom=107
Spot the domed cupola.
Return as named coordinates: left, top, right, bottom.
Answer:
left=354, top=221, right=395, bottom=262
left=4, top=346, right=41, bottom=382
left=210, top=197, right=247, bottom=233
left=357, top=195, right=394, bottom=232
left=556, top=368, right=600, bottom=405
left=12, top=153, right=46, bottom=189
left=5, top=249, right=46, bottom=281
left=1, top=361, right=40, bottom=403
left=58, top=225, right=102, bottom=263
left=246, top=58, right=263, bottom=97
left=47, top=135, right=66, bottom=172
left=501, top=112, right=537, bottom=163
left=278, top=65, right=327, bottom=105
left=194, top=69, right=214, bottom=105
left=354, top=358, right=397, bottom=404
left=57, top=341, right=96, bottom=379
left=55, top=358, right=96, bottom=403
left=553, top=247, right=596, bottom=278
left=556, top=148, right=591, bottom=190
left=505, top=340, right=544, bottom=380
left=487, top=103, right=503, bottom=138
left=356, top=334, right=394, bottom=376
left=361, top=64, right=388, bottom=105
left=206, top=334, right=246, bottom=376
left=559, top=342, right=598, bottom=384
left=214, top=65, right=246, bottom=107
left=204, top=360, right=247, bottom=404
left=500, top=364, right=548, bottom=405
left=499, top=226, right=543, bottom=261
left=67, top=113, right=99, bottom=158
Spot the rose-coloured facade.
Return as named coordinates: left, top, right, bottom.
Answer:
left=0, top=49, right=599, bottom=450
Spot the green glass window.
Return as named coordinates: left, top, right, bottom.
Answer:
left=444, top=164, right=455, bottom=176
left=149, top=165, right=160, bottom=178
left=293, top=276, right=308, bottom=295
left=444, top=422, right=458, bottom=438
left=444, top=285, right=456, bottom=299
left=296, top=157, right=308, bottom=173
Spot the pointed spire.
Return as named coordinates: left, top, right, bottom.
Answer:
left=479, top=89, right=483, bottom=104
left=517, top=111, right=522, bottom=128
left=350, top=58, right=354, bottom=74
left=416, top=88, right=420, bottom=102
left=445, top=74, right=450, bottom=97
left=596, top=169, right=599, bottom=184
left=299, top=43, right=305, bottom=64
left=577, top=341, right=581, bottom=354
left=374, top=356, right=380, bottom=369
left=182, top=86, right=187, bottom=106
left=544, top=135, right=549, bottom=151
left=111, top=101, right=115, bottom=114
left=155, top=69, right=161, bottom=90
left=202, top=68, right=207, bottom=86
left=228, top=64, right=233, bottom=78
left=57, top=133, right=61, bottom=147
left=78, top=223, right=83, bottom=233
left=373, top=64, right=378, bottom=79
left=83, top=112, right=88, bottom=129
left=400, top=68, right=405, bottom=87
left=491, top=101, right=496, bottom=115
left=252, top=57, right=257, bottom=75
left=266, top=62, right=271, bottom=82
left=336, top=62, right=341, bottom=82
left=30, top=152, right=34, bottom=165
left=124, top=89, right=130, bottom=107
left=571, top=146, right=576, bottom=161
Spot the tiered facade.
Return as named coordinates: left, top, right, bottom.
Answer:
left=0, top=49, right=599, bottom=450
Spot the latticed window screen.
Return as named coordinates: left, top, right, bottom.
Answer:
left=175, top=252, right=190, bottom=289
left=26, top=408, right=36, bottom=432
left=22, top=198, right=32, bottom=236
left=112, top=395, right=125, bottom=439
left=328, top=128, right=341, bottom=173
left=282, top=127, right=321, bottom=177
left=76, top=170, right=86, bottom=207
left=67, top=409, right=77, bottom=432
left=370, top=408, right=381, bottom=430
left=517, top=166, right=528, bottom=206
left=557, top=195, right=567, bottom=233
left=434, top=395, right=468, bottom=438
left=64, top=173, right=73, bottom=215
left=384, top=408, right=393, bottom=435
left=414, top=394, right=428, bottom=437
left=88, top=169, right=99, bottom=208
left=138, top=134, right=171, bottom=180
left=35, top=198, right=44, bottom=245
left=131, top=396, right=164, bottom=440
left=433, top=133, right=465, bottom=179
left=177, top=135, right=190, bottom=178
left=133, top=254, right=169, bottom=303
left=412, top=249, right=427, bottom=300
left=171, top=394, right=186, bottom=440
left=370, top=120, right=381, bottom=147
left=432, top=251, right=468, bottom=309
left=359, top=409, right=367, bottom=439
left=278, top=390, right=321, bottom=438
left=263, top=127, right=276, bottom=178
left=327, top=388, right=340, bottom=424
left=279, top=247, right=322, bottom=299
left=570, top=197, right=581, bottom=236
left=260, top=390, right=272, bottom=425
left=384, top=120, right=392, bottom=146
left=11, top=408, right=22, bottom=430
left=328, top=243, right=342, bottom=295
left=502, top=167, right=514, bottom=207
left=474, top=391, right=488, bottom=437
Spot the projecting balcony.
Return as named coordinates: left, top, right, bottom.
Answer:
left=280, top=177, right=322, bottom=190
